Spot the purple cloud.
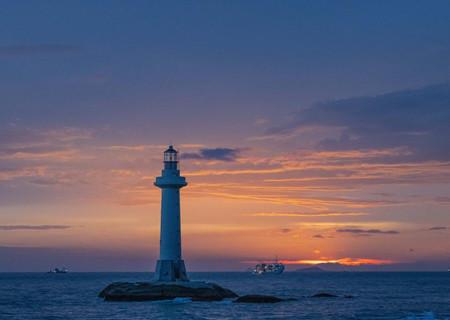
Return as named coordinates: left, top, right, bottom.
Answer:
left=428, top=226, right=447, bottom=231
left=0, top=225, right=71, bottom=231
left=269, top=83, right=450, bottom=162
left=183, top=148, right=242, bottom=162
left=336, top=228, right=399, bottom=236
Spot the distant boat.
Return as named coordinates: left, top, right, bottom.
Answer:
left=48, top=267, right=68, bottom=274
left=252, top=262, right=285, bottom=275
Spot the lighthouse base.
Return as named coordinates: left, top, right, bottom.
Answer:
left=155, top=259, right=188, bottom=282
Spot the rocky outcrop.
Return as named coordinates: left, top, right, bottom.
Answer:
left=99, top=281, right=238, bottom=301
left=311, top=292, right=338, bottom=298
left=234, top=295, right=297, bottom=303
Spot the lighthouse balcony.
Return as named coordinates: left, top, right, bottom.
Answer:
left=154, top=175, right=187, bottom=188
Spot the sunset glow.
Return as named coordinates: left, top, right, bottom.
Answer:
left=279, top=258, right=395, bottom=266
left=1, top=1, right=450, bottom=272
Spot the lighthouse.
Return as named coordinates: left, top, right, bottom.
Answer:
left=99, top=145, right=238, bottom=300
left=154, top=145, right=189, bottom=282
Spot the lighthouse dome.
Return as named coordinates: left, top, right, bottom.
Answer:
left=165, top=145, right=177, bottom=153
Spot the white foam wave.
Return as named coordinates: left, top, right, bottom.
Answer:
left=403, top=312, right=448, bottom=320
left=171, top=297, right=193, bottom=304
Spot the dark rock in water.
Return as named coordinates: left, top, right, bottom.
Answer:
left=311, top=292, right=338, bottom=298
left=99, top=281, right=238, bottom=301
left=234, top=295, right=297, bottom=303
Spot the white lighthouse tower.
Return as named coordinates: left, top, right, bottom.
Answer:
left=154, top=145, right=189, bottom=282
left=99, top=145, right=238, bottom=299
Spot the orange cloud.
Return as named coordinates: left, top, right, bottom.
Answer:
left=0, top=149, right=83, bottom=161
left=0, top=166, right=48, bottom=181
left=279, top=257, right=394, bottom=266
left=188, top=191, right=397, bottom=209
left=249, top=211, right=367, bottom=217
left=44, top=127, right=94, bottom=142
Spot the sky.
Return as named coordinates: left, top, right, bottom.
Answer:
left=1, top=1, right=450, bottom=271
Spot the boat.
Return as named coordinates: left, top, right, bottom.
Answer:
left=252, top=262, right=285, bottom=275
left=48, top=267, right=69, bottom=273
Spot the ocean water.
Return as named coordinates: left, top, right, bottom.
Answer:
left=0, top=272, right=449, bottom=320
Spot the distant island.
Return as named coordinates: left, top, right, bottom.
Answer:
left=295, top=266, right=325, bottom=272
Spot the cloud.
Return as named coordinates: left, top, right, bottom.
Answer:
left=278, top=257, right=394, bottom=266
left=101, top=144, right=164, bottom=152
left=336, top=228, right=399, bottom=235
left=198, top=191, right=397, bottom=209
left=0, top=225, right=71, bottom=231
left=183, top=148, right=242, bottom=162
left=313, top=234, right=324, bottom=238
left=434, top=196, right=450, bottom=205
left=269, top=83, right=450, bottom=161
left=0, top=166, right=47, bottom=182
left=250, top=211, right=367, bottom=217
left=0, top=127, right=93, bottom=174
left=428, top=226, right=447, bottom=231
left=185, top=149, right=450, bottom=188
left=0, top=44, right=80, bottom=56
left=0, top=127, right=92, bottom=149
left=0, top=127, right=100, bottom=193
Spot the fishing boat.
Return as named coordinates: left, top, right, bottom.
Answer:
left=252, top=262, right=285, bottom=275
left=48, top=267, right=69, bottom=274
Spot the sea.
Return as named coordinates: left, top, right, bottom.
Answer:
left=0, top=272, right=449, bottom=320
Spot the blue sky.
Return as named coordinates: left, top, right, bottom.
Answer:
left=2, top=1, right=450, bottom=133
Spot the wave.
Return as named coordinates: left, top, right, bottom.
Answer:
left=404, top=312, right=448, bottom=320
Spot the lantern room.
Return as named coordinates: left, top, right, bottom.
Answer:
left=164, top=145, right=178, bottom=169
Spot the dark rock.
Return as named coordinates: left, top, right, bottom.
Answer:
left=234, top=295, right=297, bottom=303
left=311, top=292, right=338, bottom=298
left=99, top=281, right=238, bottom=301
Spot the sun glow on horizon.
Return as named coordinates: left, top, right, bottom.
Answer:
left=278, top=258, right=395, bottom=266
